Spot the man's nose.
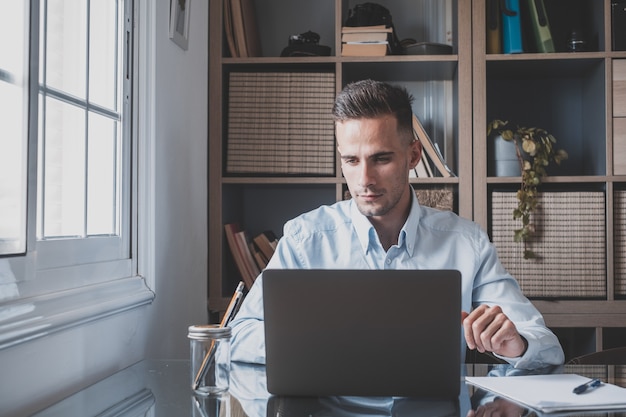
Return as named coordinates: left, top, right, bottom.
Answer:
left=357, top=162, right=375, bottom=188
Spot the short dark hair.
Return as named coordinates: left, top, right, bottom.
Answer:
left=332, top=79, right=414, bottom=143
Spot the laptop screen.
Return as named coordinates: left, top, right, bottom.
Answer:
left=263, top=269, right=462, bottom=398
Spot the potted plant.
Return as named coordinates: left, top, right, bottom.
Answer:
left=487, top=120, right=568, bottom=259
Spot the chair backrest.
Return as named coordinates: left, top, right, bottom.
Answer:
left=567, top=346, right=626, bottom=365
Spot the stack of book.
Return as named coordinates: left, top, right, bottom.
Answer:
left=224, top=0, right=262, bottom=57
left=487, top=0, right=555, bottom=54
left=412, top=115, right=455, bottom=178
left=252, top=230, right=279, bottom=268
left=224, top=223, right=279, bottom=289
left=341, top=25, right=392, bottom=56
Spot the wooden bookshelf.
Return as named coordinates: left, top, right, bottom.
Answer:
left=209, top=0, right=471, bottom=312
left=472, top=0, right=626, bottom=355
left=209, top=0, right=626, bottom=358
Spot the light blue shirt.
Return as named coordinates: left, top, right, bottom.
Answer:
left=229, top=192, right=564, bottom=369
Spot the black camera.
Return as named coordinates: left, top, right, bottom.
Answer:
left=288, top=31, right=320, bottom=45
left=281, top=30, right=330, bottom=57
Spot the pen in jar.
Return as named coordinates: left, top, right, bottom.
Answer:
left=192, top=281, right=245, bottom=390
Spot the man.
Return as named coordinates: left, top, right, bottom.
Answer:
left=229, top=79, right=564, bottom=368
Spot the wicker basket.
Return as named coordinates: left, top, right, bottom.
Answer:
left=615, top=190, right=626, bottom=296
left=343, top=187, right=455, bottom=211
left=226, top=71, right=336, bottom=175
left=617, top=365, right=626, bottom=388
left=491, top=191, right=606, bottom=298
left=563, top=364, right=608, bottom=381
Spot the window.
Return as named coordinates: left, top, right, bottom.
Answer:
left=0, top=2, right=29, bottom=255
left=1, top=0, right=134, bottom=294
left=38, top=0, right=127, bottom=241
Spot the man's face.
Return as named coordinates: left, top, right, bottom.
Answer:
left=337, top=115, right=421, bottom=220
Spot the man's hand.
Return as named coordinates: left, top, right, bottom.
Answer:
left=462, top=305, right=528, bottom=358
left=467, top=397, right=530, bottom=417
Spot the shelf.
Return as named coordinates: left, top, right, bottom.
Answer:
left=486, top=176, right=613, bottom=184
left=222, top=57, right=340, bottom=65
left=486, top=52, right=607, bottom=60
left=222, top=54, right=460, bottom=65
left=409, top=177, right=460, bottom=184
left=342, top=60, right=459, bottom=82
left=486, top=55, right=604, bottom=78
left=486, top=63, right=606, bottom=177
left=537, top=300, right=626, bottom=327
left=222, top=177, right=461, bottom=185
left=472, top=0, right=625, bottom=352
left=222, top=177, right=341, bottom=185
left=210, top=0, right=624, bottom=356
left=210, top=0, right=473, bottom=306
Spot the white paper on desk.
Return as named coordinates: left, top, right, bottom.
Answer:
left=465, top=374, right=626, bottom=413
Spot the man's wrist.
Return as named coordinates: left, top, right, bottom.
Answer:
left=519, top=335, right=529, bottom=357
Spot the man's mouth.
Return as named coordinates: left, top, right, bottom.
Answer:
left=359, top=193, right=382, bottom=202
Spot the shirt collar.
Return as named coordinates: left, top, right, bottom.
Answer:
left=403, top=191, right=421, bottom=256
left=350, top=191, right=422, bottom=255
left=350, top=200, right=374, bottom=253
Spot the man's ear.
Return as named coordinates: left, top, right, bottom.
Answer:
left=408, top=140, right=422, bottom=169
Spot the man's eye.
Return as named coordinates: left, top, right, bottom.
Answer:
left=375, top=156, right=391, bottom=163
left=343, top=158, right=358, bottom=165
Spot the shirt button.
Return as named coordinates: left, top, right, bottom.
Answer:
left=386, top=259, right=391, bottom=265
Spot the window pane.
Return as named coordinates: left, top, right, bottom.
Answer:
left=45, top=0, right=87, bottom=99
left=37, top=0, right=125, bottom=245
left=87, top=113, right=118, bottom=235
left=41, top=97, right=86, bottom=238
left=89, top=0, right=118, bottom=109
left=0, top=0, right=29, bottom=255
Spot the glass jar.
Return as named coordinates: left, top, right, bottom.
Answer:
left=188, top=324, right=231, bottom=395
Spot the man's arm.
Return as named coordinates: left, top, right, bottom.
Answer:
left=462, top=305, right=527, bottom=358
left=229, top=276, right=266, bottom=363
left=230, top=222, right=309, bottom=364
left=468, top=229, right=565, bottom=369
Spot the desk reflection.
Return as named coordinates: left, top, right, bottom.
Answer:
left=229, top=361, right=466, bottom=417
left=32, top=360, right=626, bottom=417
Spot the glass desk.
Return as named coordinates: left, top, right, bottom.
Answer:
left=31, top=360, right=626, bottom=417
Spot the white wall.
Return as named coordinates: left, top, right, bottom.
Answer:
left=0, top=1, right=209, bottom=415
left=146, top=0, right=209, bottom=359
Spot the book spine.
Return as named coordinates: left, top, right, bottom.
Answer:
left=223, top=0, right=238, bottom=57
left=486, top=0, right=502, bottom=54
left=235, top=230, right=261, bottom=282
left=412, top=115, right=455, bottom=178
left=240, top=0, right=262, bottom=57
left=253, top=233, right=276, bottom=261
left=527, top=0, right=554, bottom=53
left=230, top=0, right=248, bottom=57
left=501, top=0, right=524, bottom=54
left=341, top=42, right=389, bottom=56
left=613, top=1, right=626, bottom=51
left=224, top=224, right=255, bottom=289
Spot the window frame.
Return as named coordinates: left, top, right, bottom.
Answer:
left=0, top=0, right=154, bottom=351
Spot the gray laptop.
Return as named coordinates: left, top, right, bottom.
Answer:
left=262, top=269, right=462, bottom=398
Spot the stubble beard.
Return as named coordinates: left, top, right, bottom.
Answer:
left=353, top=181, right=406, bottom=218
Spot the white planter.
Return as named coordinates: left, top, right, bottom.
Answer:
left=488, top=135, right=521, bottom=177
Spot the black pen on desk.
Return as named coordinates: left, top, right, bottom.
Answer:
left=573, top=378, right=603, bottom=394
left=192, top=281, right=245, bottom=390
